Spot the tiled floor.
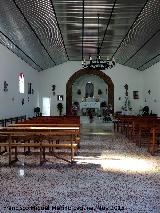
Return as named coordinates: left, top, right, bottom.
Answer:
left=0, top=123, right=160, bottom=213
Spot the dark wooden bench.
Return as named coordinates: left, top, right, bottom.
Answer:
left=149, top=127, right=160, bottom=155
left=8, top=124, right=80, bottom=146
left=0, top=126, right=79, bottom=165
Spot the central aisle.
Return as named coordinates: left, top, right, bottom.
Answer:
left=0, top=124, right=159, bottom=213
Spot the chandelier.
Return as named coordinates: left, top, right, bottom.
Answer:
left=82, top=56, right=115, bottom=70
left=82, top=14, right=115, bottom=70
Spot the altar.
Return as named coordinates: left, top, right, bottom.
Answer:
left=80, top=102, right=100, bottom=110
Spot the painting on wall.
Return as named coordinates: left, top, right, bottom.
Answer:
left=133, top=91, right=139, bottom=99
left=57, top=95, right=63, bottom=101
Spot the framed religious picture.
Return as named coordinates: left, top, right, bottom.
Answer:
left=133, top=91, right=139, bottom=99
left=57, top=95, right=63, bottom=101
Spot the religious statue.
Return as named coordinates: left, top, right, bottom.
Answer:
left=85, top=82, right=94, bottom=98
left=122, top=96, right=132, bottom=115
left=124, top=84, right=128, bottom=96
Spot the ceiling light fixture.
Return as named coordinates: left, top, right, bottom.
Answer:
left=82, top=14, right=115, bottom=70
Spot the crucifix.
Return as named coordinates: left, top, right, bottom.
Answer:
left=124, top=84, right=128, bottom=96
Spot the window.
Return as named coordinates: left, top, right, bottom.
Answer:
left=19, top=73, right=24, bottom=93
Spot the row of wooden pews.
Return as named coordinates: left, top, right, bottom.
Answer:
left=0, top=116, right=80, bottom=165
left=114, top=115, right=160, bottom=155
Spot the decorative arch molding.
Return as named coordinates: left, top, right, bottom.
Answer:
left=66, top=68, right=114, bottom=114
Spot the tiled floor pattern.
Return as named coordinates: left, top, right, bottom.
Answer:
left=0, top=124, right=160, bottom=213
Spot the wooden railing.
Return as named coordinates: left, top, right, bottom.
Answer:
left=0, top=115, right=26, bottom=127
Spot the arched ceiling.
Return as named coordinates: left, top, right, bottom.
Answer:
left=0, top=0, right=159, bottom=71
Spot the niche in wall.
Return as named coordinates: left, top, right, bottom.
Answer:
left=72, top=74, right=108, bottom=104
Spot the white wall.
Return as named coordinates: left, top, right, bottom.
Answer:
left=39, top=61, right=144, bottom=115
left=142, top=62, right=160, bottom=116
left=2, top=42, right=160, bottom=117
left=108, top=63, right=144, bottom=114
left=0, top=44, right=39, bottom=118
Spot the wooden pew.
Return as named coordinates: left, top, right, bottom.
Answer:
left=115, top=115, right=158, bottom=137
left=149, top=127, right=160, bottom=155
left=8, top=123, right=80, bottom=146
left=0, top=126, right=79, bottom=165
left=114, top=115, right=160, bottom=155
left=17, top=115, right=80, bottom=125
left=0, top=135, right=8, bottom=154
left=113, top=115, right=136, bottom=134
left=127, top=117, right=160, bottom=143
left=9, top=115, right=81, bottom=147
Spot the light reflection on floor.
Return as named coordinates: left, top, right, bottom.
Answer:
left=85, top=132, right=113, bottom=136
left=77, top=123, right=160, bottom=174
left=75, top=155, right=156, bottom=173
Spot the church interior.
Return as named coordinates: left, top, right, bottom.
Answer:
left=0, top=0, right=160, bottom=212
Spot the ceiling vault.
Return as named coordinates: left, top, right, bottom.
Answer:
left=12, top=0, right=56, bottom=65
left=99, top=0, right=117, bottom=55
left=49, top=0, right=69, bottom=61
left=138, top=53, right=160, bottom=70
left=0, top=0, right=159, bottom=71
left=82, top=0, right=85, bottom=62
left=123, top=28, right=160, bottom=66
left=0, top=30, right=43, bottom=70
left=112, top=0, right=149, bottom=58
